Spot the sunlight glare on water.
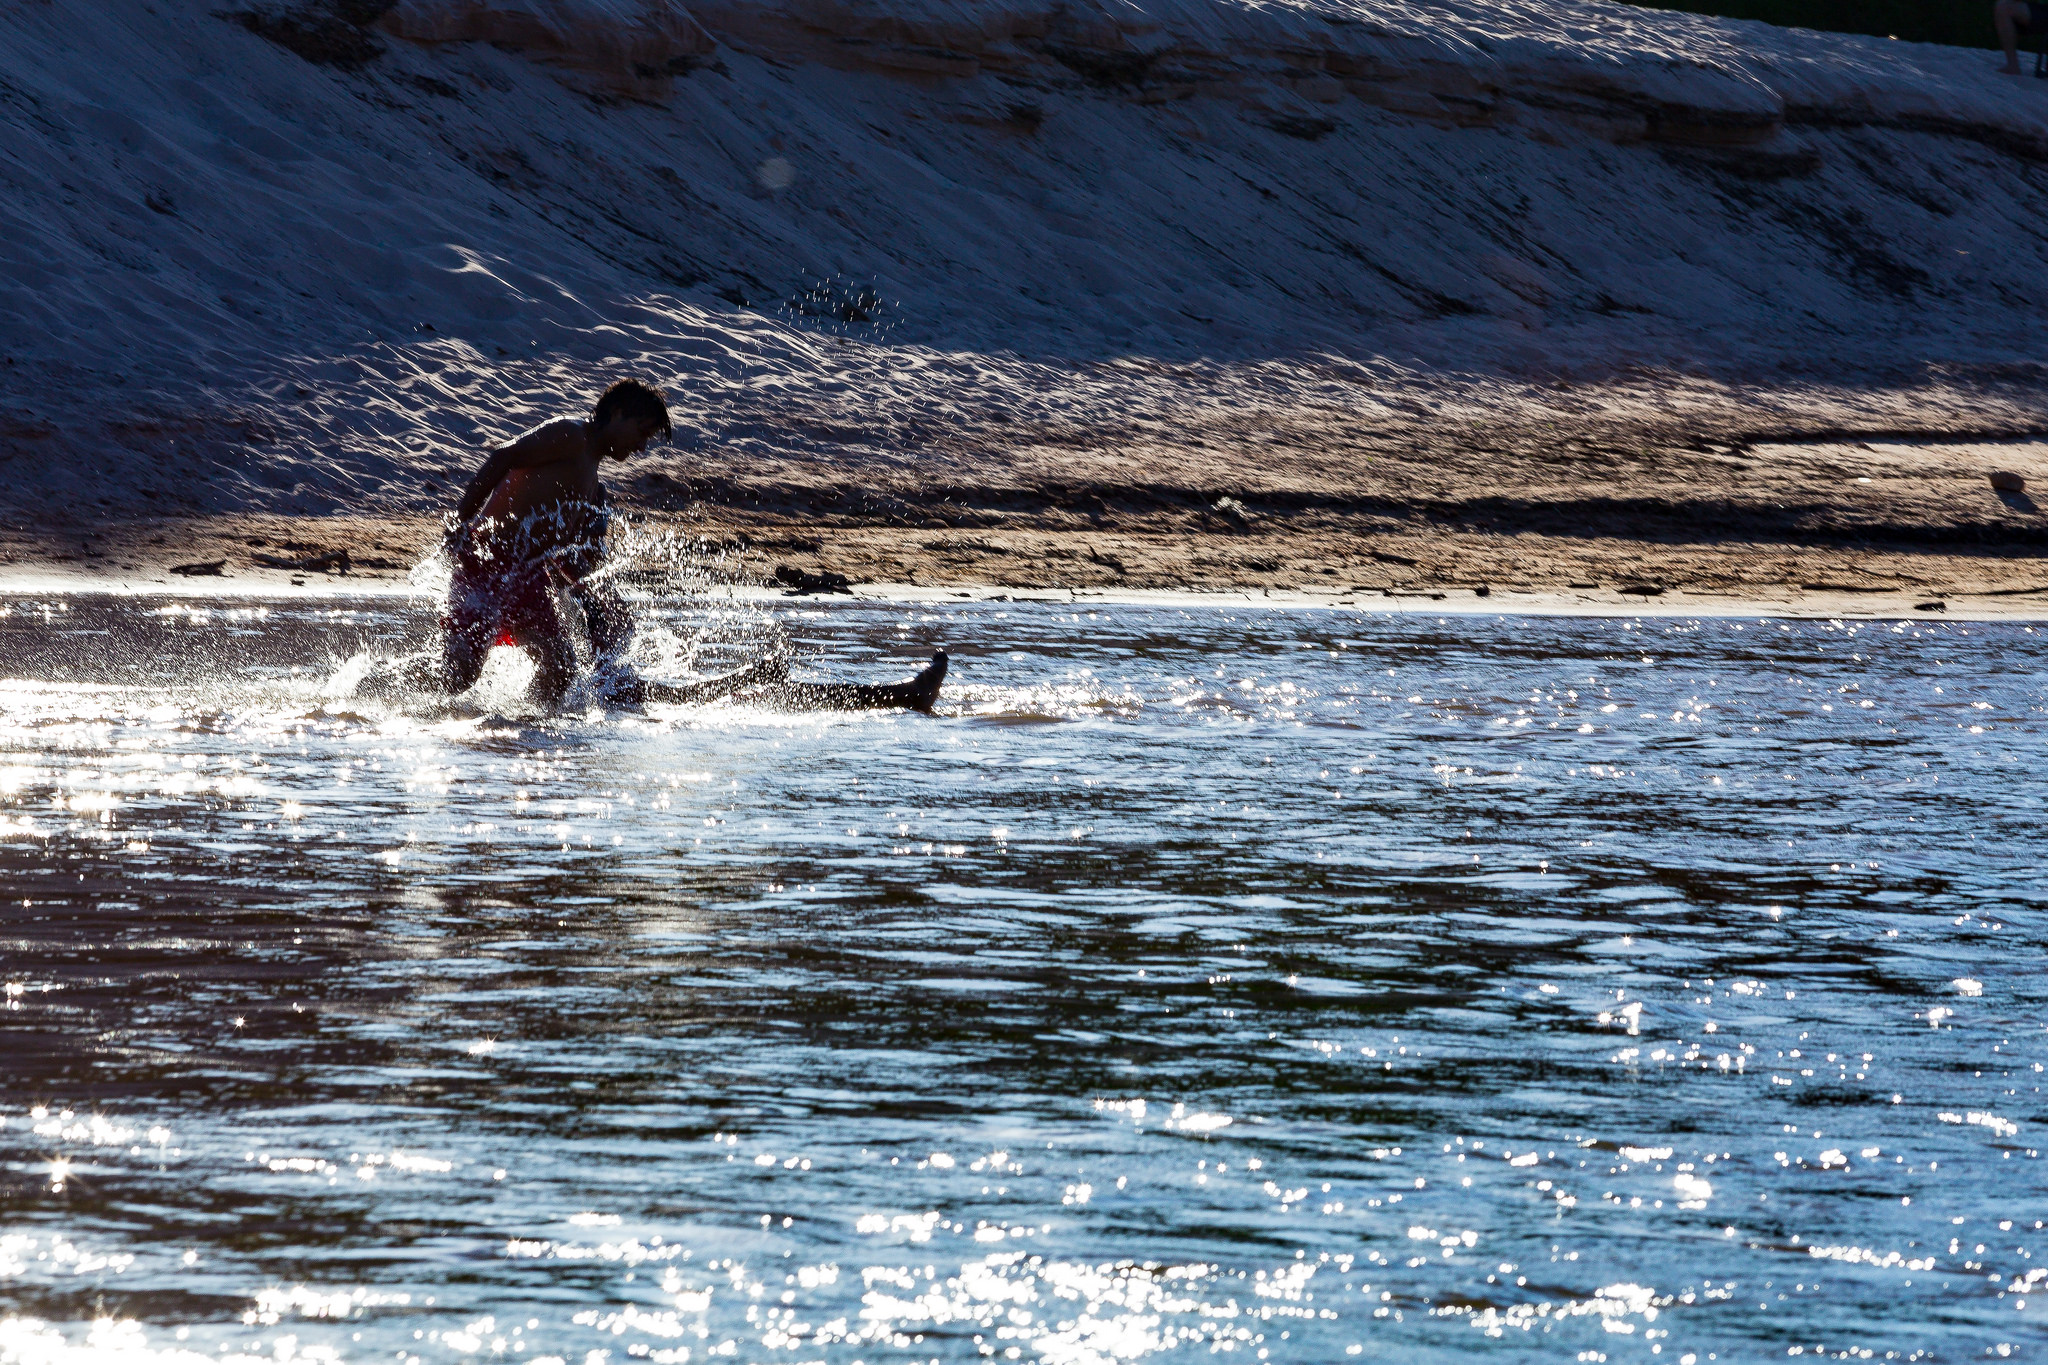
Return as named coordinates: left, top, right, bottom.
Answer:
left=0, top=594, right=2042, bottom=1364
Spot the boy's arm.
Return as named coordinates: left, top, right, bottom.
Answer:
left=449, top=452, right=512, bottom=528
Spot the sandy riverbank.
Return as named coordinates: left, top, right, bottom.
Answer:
left=8, top=429, right=2044, bottom=620
left=10, top=0, right=2048, bottom=547
left=7, top=2, right=2048, bottom=621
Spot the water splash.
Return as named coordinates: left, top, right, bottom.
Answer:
left=338, top=516, right=790, bottom=712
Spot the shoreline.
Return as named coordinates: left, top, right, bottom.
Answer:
left=8, top=421, right=2047, bottom=621
left=1, top=536, right=2041, bottom=621
left=8, top=410, right=2047, bottom=629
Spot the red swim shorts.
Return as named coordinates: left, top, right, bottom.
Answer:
left=444, top=558, right=562, bottom=652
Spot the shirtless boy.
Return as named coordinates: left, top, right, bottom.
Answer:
left=422, top=378, right=945, bottom=711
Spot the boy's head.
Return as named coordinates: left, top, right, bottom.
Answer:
left=590, top=378, right=673, bottom=456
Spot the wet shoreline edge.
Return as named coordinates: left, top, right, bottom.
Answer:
left=0, top=568, right=2040, bottom=623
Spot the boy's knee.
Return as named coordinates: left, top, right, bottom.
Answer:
left=575, top=587, right=636, bottom=656
left=439, top=638, right=485, bottom=693
left=589, top=609, right=634, bottom=657
left=531, top=642, right=575, bottom=704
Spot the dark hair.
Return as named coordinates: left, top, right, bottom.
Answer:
left=592, top=378, right=672, bottom=440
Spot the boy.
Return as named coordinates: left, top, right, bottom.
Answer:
left=430, top=378, right=944, bottom=711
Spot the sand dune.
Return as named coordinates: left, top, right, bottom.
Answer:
left=2, top=0, right=2046, bottom=590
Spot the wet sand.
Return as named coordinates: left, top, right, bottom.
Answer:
left=7, top=432, right=2045, bottom=619
left=6, top=516, right=2043, bottom=620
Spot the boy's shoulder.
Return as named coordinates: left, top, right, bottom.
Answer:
left=502, top=417, right=591, bottom=463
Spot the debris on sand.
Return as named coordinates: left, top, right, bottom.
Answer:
left=1212, top=497, right=1255, bottom=528
left=253, top=548, right=350, bottom=573
left=170, top=560, right=227, bottom=576
left=774, top=565, right=853, bottom=596
left=1914, top=600, right=1947, bottom=612
left=1989, top=472, right=2027, bottom=493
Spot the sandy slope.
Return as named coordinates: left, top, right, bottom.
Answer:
left=2, top=0, right=2046, bottom=588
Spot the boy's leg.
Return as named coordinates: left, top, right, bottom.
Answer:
left=527, top=629, right=577, bottom=709
left=512, top=593, right=580, bottom=709
left=437, top=574, right=497, bottom=694
left=438, top=634, right=488, bottom=694
left=569, top=577, right=637, bottom=661
left=483, top=569, right=580, bottom=709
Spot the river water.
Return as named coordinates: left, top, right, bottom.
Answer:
left=0, top=591, right=2042, bottom=1365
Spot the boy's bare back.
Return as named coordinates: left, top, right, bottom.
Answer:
left=456, top=420, right=608, bottom=561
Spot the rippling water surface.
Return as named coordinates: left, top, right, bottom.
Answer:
left=1, top=592, right=2044, bottom=1365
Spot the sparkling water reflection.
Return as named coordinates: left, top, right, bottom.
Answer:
left=0, top=594, right=2043, bottom=1365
